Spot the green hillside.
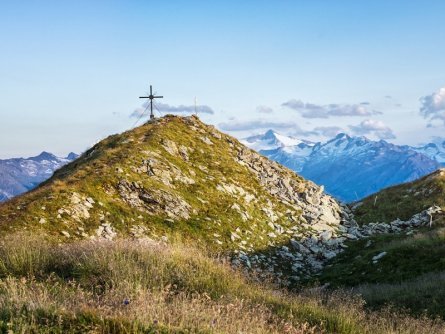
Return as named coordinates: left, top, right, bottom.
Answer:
left=0, top=115, right=314, bottom=250
left=353, top=169, right=445, bottom=224
left=315, top=170, right=445, bottom=318
left=0, top=115, right=355, bottom=286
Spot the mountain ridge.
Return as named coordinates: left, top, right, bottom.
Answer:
left=0, top=151, right=78, bottom=202
left=244, top=130, right=442, bottom=201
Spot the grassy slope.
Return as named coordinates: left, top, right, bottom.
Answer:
left=353, top=169, right=445, bottom=225
left=314, top=171, right=445, bottom=318
left=0, top=233, right=442, bottom=334
left=0, top=115, right=305, bottom=253
left=313, top=225, right=445, bottom=319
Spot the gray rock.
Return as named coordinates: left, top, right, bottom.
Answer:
left=372, top=251, right=387, bottom=262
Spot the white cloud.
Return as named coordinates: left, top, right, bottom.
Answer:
left=420, top=87, right=445, bottom=125
left=131, top=102, right=214, bottom=118
left=282, top=99, right=381, bottom=118
left=349, top=119, right=396, bottom=140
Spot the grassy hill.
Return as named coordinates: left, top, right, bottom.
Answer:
left=0, top=115, right=323, bottom=249
left=1, top=115, right=445, bottom=332
left=0, top=115, right=352, bottom=285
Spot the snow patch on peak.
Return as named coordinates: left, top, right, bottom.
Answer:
left=243, top=130, right=307, bottom=151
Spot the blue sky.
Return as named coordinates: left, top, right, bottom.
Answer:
left=1, top=1, right=445, bottom=158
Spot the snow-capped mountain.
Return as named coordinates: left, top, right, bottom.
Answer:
left=241, top=130, right=315, bottom=172
left=241, top=129, right=307, bottom=151
left=0, top=151, right=78, bottom=202
left=244, top=131, right=441, bottom=202
left=411, top=140, right=445, bottom=166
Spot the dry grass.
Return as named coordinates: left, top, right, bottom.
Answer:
left=0, top=277, right=316, bottom=333
left=0, top=233, right=443, bottom=333
left=354, top=270, right=445, bottom=319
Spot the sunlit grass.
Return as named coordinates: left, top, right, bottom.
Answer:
left=0, top=233, right=443, bottom=333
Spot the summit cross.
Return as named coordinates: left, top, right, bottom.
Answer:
left=139, top=85, right=163, bottom=120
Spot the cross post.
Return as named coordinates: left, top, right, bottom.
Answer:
left=139, top=85, right=163, bottom=120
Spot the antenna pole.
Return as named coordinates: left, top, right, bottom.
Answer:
left=194, top=97, right=197, bottom=116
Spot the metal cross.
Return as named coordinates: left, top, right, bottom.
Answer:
left=139, top=85, right=163, bottom=120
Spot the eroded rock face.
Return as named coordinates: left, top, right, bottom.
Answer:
left=133, top=153, right=195, bottom=187
left=117, top=179, right=191, bottom=219
left=96, top=222, right=117, bottom=240
left=57, top=192, right=94, bottom=222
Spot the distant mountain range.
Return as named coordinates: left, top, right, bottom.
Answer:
left=0, top=152, right=78, bottom=202
left=243, top=130, right=445, bottom=202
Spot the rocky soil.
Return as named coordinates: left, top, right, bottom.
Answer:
left=231, top=203, right=443, bottom=285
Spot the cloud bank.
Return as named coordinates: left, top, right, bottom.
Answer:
left=349, top=119, right=395, bottom=139
left=313, top=126, right=345, bottom=137
left=282, top=99, right=381, bottom=118
left=131, top=102, right=214, bottom=118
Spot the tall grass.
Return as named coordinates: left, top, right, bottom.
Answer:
left=0, top=233, right=443, bottom=333
left=355, top=270, right=445, bottom=319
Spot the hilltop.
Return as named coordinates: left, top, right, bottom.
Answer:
left=0, top=115, right=354, bottom=283
left=2, top=115, right=443, bottom=286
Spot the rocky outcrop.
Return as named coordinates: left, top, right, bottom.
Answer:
left=231, top=205, right=443, bottom=285
left=57, top=192, right=95, bottom=222
left=235, top=146, right=343, bottom=230
left=96, top=222, right=117, bottom=240
left=347, top=205, right=442, bottom=236
left=117, top=179, right=192, bottom=219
